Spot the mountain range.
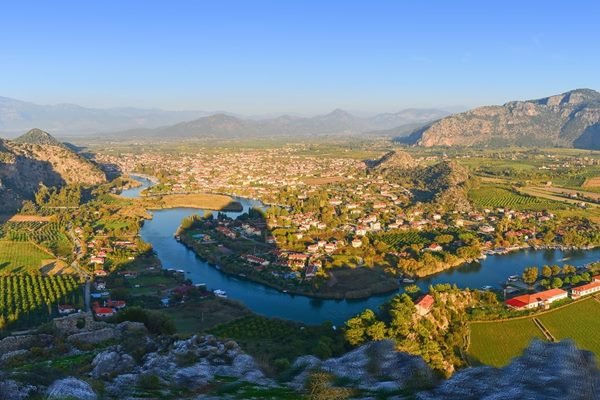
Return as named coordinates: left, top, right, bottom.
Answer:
left=110, top=108, right=450, bottom=139
left=0, top=96, right=216, bottom=137
left=401, top=88, right=600, bottom=149
left=0, top=95, right=450, bottom=138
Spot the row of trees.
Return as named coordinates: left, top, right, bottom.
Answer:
left=0, top=274, right=79, bottom=329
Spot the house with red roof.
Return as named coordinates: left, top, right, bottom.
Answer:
left=505, top=288, right=568, bottom=310
left=105, top=300, right=127, bottom=309
left=571, top=281, right=600, bottom=299
left=415, top=294, right=434, bottom=316
left=93, top=307, right=115, bottom=318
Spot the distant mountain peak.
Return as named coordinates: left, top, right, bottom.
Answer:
left=13, top=128, right=64, bottom=147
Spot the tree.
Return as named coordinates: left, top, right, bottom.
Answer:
left=551, top=265, right=561, bottom=276
left=551, top=277, right=563, bottom=288
left=522, top=267, right=538, bottom=285
left=366, top=321, right=387, bottom=341
left=542, top=265, right=552, bottom=278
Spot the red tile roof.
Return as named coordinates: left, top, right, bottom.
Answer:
left=505, top=288, right=567, bottom=308
left=571, top=281, right=600, bottom=293
left=415, top=294, right=434, bottom=310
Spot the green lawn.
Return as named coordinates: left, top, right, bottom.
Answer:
left=469, top=298, right=600, bottom=367
left=0, top=240, right=54, bottom=273
left=469, top=318, right=545, bottom=367
left=538, top=298, right=600, bottom=356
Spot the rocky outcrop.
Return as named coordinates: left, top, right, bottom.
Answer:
left=403, top=88, right=600, bottom=149
left=0, top=334, right=53, bottom=355
left=368, top=150, right=416, bottom=170
left=0, top=132, right=106, bottom=213
left=417, top=340, right=600, bottom=400
left=288, top=340, right=434, bottom=392
left=90, top=349, right=136, bottom=379
left=46, top=377, right=97, bottom=400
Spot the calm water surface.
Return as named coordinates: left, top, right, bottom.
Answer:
left=129, top=176, right=600, bottom=325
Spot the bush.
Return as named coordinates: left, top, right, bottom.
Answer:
left=112, top=306, right=176, bottom=335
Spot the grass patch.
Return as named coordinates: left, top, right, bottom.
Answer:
left=469, top=297, right=600, bottom=367
left=538, top=298, right=600, bottom=356
left=469, top=318, right=545, bottom=367
left=0, top=240, right=56, bottom=273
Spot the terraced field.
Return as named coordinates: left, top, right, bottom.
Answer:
left=469, top=298, right=600, bottom=367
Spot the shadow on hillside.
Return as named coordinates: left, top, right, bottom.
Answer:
left=573, top=124, right=600, bottom=150
left=0, top=156, right=66, bottom=221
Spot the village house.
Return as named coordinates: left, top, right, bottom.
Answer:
left=505, top=288, right=568, bottom=310
left=415, top=294, right=434, bottom=316
left=351, top=238, right=363, bottom=248
left=570, top=281, right=600, bottom=299
left=58, top=305, right=76, bottom=315
left=288, top=253, right=309, bottom=269
left=242, top=254, right=270, bottom=266
left=93, top=307, right=115, bottom=318
left=105, top=300, right=127, bottom=309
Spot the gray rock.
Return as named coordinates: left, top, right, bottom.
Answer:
left=46, top=377, right=97, bottom=400
left=90, top=350, right=136, bottom=379
left=0, top=349, right=29, bottom=365
left=417, top=340, right=600, bottom=400
left=173, top=361, right=214, bottom=389
left=0, top=379, right=37, bottom=400
left=67, top=327, right=116, bottom=344
left=104, top=373, right=138, bottom=398
left=288, top=340, right=432, bottom=392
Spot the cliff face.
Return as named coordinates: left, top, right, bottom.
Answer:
left=404, top=89, right=600, bottom=148
left=0, top=131, right=105, bottom=213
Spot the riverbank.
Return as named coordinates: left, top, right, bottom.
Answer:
left=178, top=232, right=399, bottom=300
left=141, top=193, right=243, bottom=212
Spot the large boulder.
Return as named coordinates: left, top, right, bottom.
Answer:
left=288, top=340, right=433, bottom=392
left=90, top=350, right=136, bottom=379
left=0, top=379, right=36, bottom=400
left=46, top=377, right=97, bottom=400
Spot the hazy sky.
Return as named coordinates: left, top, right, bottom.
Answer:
left=1, top=1, right=598, bottom=114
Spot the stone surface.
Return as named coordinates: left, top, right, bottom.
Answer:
left=417, top=340, right=600, bottom=400
left=46, top=377, right=97, bottom=400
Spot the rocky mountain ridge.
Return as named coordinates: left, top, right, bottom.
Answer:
left=0, top=129, right=105, bottom=214
left=402, top=89, right=600, bottom=149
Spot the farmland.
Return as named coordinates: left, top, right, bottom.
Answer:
left=0, top=241, right=56, bottom=274
left=468, top=318, right=544, bottom=367
left=0, top=274, right=80, bottom=328
left=468, top=297, right=600, bottom=367
left=0, top=221, right=73, bottom=258
left=468, top=185, right=562, bottom=211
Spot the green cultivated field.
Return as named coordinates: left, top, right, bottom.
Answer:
left=469, top=318, right=545, bottom=367
left=538, top=299, right=600, bottom=356
left=469, top=298, right=600, bottom=367
left=0, top=240, right=53, bottom=273
left=468, top=186, right=560, bottom=211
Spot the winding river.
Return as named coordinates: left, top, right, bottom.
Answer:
left=122, top=176, right=600, bottom=325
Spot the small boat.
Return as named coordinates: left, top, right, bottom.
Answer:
left=481, top=285, right=493, bottom=291
left=213, top=289, right=227, bottom=298
left=507, top=275, right=519, bottom=282
left=402, top=278, right=415, bottom=284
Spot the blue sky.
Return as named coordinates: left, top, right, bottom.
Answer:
left=1, top=1, right=598, bottom=114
